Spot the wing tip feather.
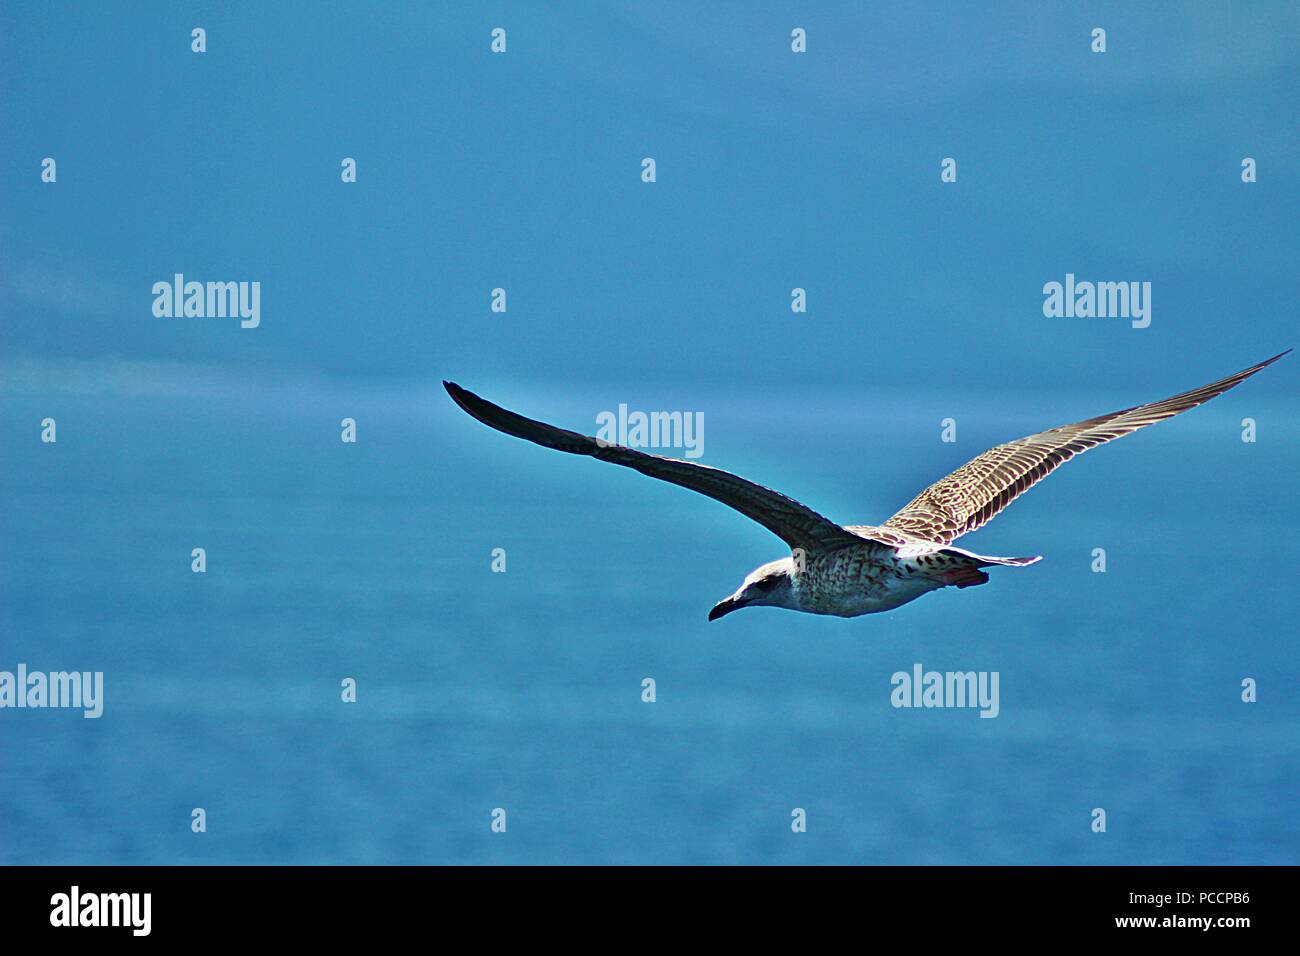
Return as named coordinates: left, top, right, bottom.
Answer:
left=444, top=380, right=496, bottom=426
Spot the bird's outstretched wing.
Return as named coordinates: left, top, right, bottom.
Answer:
left=882, top=351, right=1290, bottom=547
left=444, top=382, right=875, bottom=554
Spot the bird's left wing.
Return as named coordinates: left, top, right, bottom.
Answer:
left=882, top=351, right=1289, bottom=547
left=445, top=382, right=879, bottom=555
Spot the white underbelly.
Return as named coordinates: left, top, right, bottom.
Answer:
left=793, top=549, right=943, bottom=617
left=817, top=577, right=942, bottom=617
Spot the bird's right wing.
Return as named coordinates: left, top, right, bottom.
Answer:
left=444, top=382, right=877, bottom=555
left=882, top=350, right=1290, bottom=547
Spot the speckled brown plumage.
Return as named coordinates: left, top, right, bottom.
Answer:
left=445, top=350, right=1288, bottom=619
left=881, top=350, right=1290, bottom=547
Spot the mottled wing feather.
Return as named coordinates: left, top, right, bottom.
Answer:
left=445, top=382, right=877, bottom=554
left=883, top=351, right=1290, bottom=546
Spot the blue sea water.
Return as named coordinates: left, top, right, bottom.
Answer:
left=1, top=2, right=1297, bottom=864
left=1, top=380, right=1296, bottom=865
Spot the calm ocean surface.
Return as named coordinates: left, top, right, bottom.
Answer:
left=1, top=381, right=1296, bottom=864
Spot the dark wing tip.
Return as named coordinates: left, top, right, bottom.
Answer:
left=443, top=380, right=513, bottom=438
left=1252, top=348, right=1292, bottom=370
left=1217, top=349, right=1291, bottom=391
left=443, top=380, right=487, bottom=420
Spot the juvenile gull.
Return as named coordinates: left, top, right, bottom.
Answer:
left=445, top=351, right=1288, bottom=620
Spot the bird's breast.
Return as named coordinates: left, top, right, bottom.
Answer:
left=791, top=546, right=936, bottom=617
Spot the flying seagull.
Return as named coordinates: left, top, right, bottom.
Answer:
left=445, top=351, right=1288, bottom=620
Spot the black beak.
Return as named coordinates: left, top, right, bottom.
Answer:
left=707, top=597, right=745, bottom=622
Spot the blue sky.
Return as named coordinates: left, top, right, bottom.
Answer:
left=2, top=2, right=1296, bottom=398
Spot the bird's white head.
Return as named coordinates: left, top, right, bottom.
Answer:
left=708, top=557, right=798, bottom=621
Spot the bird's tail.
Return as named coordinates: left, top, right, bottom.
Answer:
left=942, top=546, right=1042, bottom=568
